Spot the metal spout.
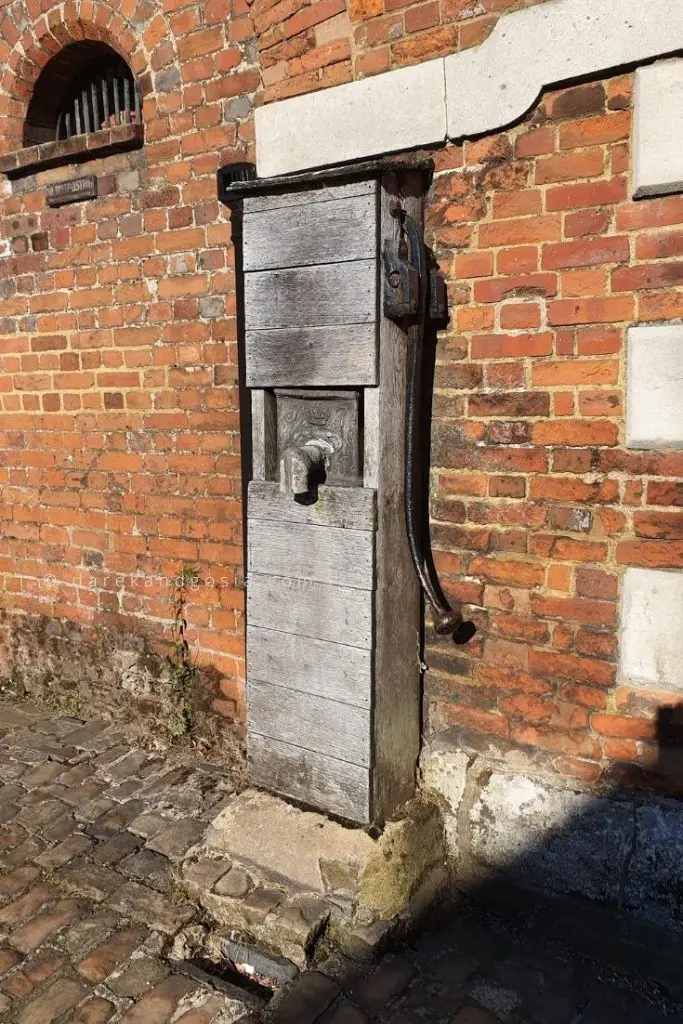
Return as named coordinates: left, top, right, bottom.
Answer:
left=279, top=443, right=327, bottom=500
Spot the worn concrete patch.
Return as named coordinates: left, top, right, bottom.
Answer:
left=469, top=773, right=633, bottom=902
left=421, top=747, right=470, bottom=849
left=624, top=802, right=683, bottom=931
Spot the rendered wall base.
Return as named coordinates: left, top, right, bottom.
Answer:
left=422, top=740, right=683, bottom=934
left=0, top=609, right=240, bottom=762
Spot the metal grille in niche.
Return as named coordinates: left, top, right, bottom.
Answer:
left=56, top=60, right=141, bottom=141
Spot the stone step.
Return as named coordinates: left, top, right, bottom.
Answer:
left=179, top=789, right=450, bottom=970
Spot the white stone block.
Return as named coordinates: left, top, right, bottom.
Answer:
left=470, top=772, right=632, bottom=900
left=633, top=60, right=683, bottom=198
left=627, top=325, right=683, bottom=450
left=255, top=60, right=447, bottom=179
left=255, top=0, right=683, bottom=178
left=620, top=568, right=683, bottom=692
left=445, top=0, right=683, bottom=139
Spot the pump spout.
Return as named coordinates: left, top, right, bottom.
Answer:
left=279, top=443, right=327, bottom=500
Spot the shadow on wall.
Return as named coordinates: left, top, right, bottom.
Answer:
left=422, top=704, right=683, bottom=997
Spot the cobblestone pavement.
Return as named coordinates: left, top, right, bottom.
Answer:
left=268, top=897, right=680, bottom=1024
left=0, top=698, right=257, bottom=1023
left=0, top=699, right=679, bottom=1024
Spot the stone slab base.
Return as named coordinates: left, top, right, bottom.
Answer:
left=421, top=738, right=683, bottom=936
left=179, top=789, right=449, bottom=969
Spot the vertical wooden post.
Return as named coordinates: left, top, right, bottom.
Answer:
left=370, top=170, right=423, bottom=821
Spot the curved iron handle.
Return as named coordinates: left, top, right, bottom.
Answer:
left=395, top=209, right=463, bottom=637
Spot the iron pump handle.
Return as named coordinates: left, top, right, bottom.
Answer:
left=384, top=205, right=463, bottom=638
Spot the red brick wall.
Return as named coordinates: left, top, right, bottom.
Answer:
left=425, top=74, right=683, bottom=788
left=250, top=0, right=551, bottom=103
left=0, top=0, right=257, bottom=737
left=0, top=0, right=681, bottom=785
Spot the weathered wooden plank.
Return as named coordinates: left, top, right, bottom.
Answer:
left=247, top=574, right=373, bottom=649
left=371, top=170, right=424, bottom=822
left=248, top=732, right=370, bottom=823
left=248, top=679, right=371, bottom=767
left=245, top=324, right=377, bottom=387
left=243, top=179, right=376, bottom=214
left=363, top=386, right=379, bottom=490
left=248, top=520, right=374, bottom=590
left=247, top=626, right=372, bottom=708
left=248, top=481, right=376, bottom=531
left=251, top=389, right=277, bottom=482
left=243, top=193, right=377, bottom=272
left=244, top=261, right=377, bottom=330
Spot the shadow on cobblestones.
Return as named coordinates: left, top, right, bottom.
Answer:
left=2, top=697, right=683, bottom=1024
left=265, top=704, right=683, bottom=1024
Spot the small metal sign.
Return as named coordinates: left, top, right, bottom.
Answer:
left=47, top=175, right=98, bottom=207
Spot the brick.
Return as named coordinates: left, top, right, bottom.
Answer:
left=531, top=360, right=618, bottom=386
left=548, top=296, right=634, bottom=326
left=0, top=865, right=41, bottom=899
left=35, top=834, right=93, bottom=869
left=474, top=272, right=556, bottom=303
left=564, top=208, right=610, bottom=238
left=547, top=83, right=606, bottom=121
left=531, top=595, right=615, bottom=627
left=535, top=148, right=605, bottom=184
left=0, top=884, right=55, bottom=926
left=531, top=420, right=619, bottom=447
left=528, top=649, right=615, bottom=688
left=591, top=715, right=657, bottom=740
left=470, top=332, right=553, bottom=358
left=119, top=976, right=199, bottom=1023
left=65, top=998, right=116, bottom=1024
left=558, top=111, right=631, bottom=148
left=647, top=482, right=683, bottom=507
left=499, top=302, right=540, bottom=329
left=353, top=957, right=416, bottom=1011
left=78, top=927, right=146, bottom=982
left=478, top=215, right=561, bottom=247
left=16, top=978, right=89, bottom=1024
left=543, top=236, right=629, bottom=270
left=173, top=997, right=229, bottom=1023
left=271, top=971, right=339, bottom=1024
left=546, top=177, right=627, bottom=211
left=13, top=899, right=86, bottom=954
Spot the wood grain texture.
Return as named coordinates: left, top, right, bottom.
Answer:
left=247, top=626, right=371, bottom=708
left=363, top=386, right=380, bottom=490
left=244, top=261, right=377, bottom=330
left=248, top=733, right=370, bottom=823
left=371, top=171, right=424, bottom=822
left=243, top=193, right=377, bottom=272
left=251, top=389, right=277, bottom=482
left=248, top=679, right=371, bottom=766
left=248, top=481, right=376, bottom=531
left=245, top=324, right=378, bottom=387
left=247, top=519, right=375, bottom=590
left=243, top=179, right=376, bottom=214
left=247, top=574, right=373, bottom=648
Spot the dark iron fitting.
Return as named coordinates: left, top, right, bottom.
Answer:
left=396, top=212, right=463, bottom=638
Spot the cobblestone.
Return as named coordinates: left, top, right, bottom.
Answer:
left=0, top=698, right=678, bottom=1024
left=0, top=699, right=253, bottom=1023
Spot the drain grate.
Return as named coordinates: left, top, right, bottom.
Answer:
left=180, top=956, right=274, bottom=1006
